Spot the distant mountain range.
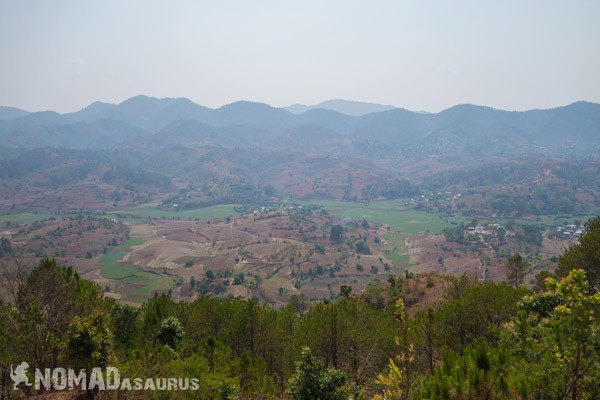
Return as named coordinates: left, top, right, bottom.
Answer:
left=0, top=96, right=599, bottom=158
left=0, top=98, right=399, bottom=121
left=285, top=99, right=396, bottom=116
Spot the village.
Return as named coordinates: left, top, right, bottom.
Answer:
left=554, top=223, right=587, bottom=238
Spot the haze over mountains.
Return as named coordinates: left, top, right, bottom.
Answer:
left=1, top=95, right=599, bottom=158
left=284, top=99, right=397, bottom=116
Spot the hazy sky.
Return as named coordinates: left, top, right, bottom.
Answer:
left=1, top=0, right=599, bottom=113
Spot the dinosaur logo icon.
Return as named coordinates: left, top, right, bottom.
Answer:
left=9, top=362, right=32, bottom=390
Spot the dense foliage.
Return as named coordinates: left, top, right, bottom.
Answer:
left=557, top=216, right=600, bottom=291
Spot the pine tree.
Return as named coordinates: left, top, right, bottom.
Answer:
left=506, top=253, right=528, bottom=287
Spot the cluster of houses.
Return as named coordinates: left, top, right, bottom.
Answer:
left=251, top=204, right=302, bottom=214
left=232, top=202, right=307, bottom=215
left=466, top=223, right=515, bottom=238
left=556, top=224, right=586, bottom=237
left=410, top=190, right=462, bottom=204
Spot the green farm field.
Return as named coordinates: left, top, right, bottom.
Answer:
left=0, top=212, right=83, bottom=224
left=101, top=236, right=175, bottom=302
left=300, top=199, right=468, bottom=264
left=0, top=204, right=237, bottom=225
